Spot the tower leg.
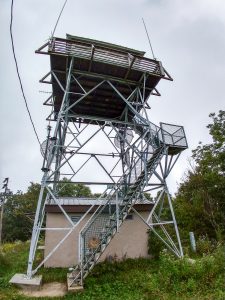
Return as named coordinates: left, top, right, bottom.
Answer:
left=27, top=174, right=48, bottom=278
left=132, top=174, right=184, bottom=258
left=165, top=187, right=183, bottom=257
left=26, top=57, right=75, bottom=279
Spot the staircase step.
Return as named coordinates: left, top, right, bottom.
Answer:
left=67, top=274, right=84, bottom=292
left=69, top=145, right=165, bottom=288
left=100, top=231, right=112, bottom=239
left=84, top=258, right=95, bottom=268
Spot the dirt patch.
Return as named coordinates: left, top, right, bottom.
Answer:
left=20, top=282, right=67, bottom=298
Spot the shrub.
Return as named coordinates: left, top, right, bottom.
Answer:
left=156, top=243, right=225, bottom=297
left=196, top=235, right=219, bottom=255
left=148, top=230, right=164, bottom=259
left=0, top=251, right=9, bottom=270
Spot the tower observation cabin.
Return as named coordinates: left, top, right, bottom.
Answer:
left=18, top=35, right=188, bottom=290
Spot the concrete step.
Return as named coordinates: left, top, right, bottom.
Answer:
left=67, top=273, right=83, bottom=292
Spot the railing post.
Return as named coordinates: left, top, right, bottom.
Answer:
left=80, top=233, right=84, bottom=285
left=159, top=123, right=165, bottom=145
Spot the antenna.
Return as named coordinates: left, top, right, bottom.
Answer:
left=51, top=0, right=68, bottom=40
left=142, top=17, right=156, bottom=60
left=40, top=138, right=57, bottom=164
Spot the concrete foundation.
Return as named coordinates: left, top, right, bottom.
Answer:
left=9, top=273, right=42, bottom=291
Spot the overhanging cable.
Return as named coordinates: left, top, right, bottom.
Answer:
left=10, top=0, right=41, bottom=146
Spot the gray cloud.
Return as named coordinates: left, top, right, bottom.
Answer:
left=1, top=0, right=224, bottom=194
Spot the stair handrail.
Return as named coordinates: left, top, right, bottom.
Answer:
left=79, top=142, right=167, bottom=271
left=79, top=121, right=164, bottom=236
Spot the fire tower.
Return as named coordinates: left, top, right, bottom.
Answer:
left=26, top=35, right=187, bottom=289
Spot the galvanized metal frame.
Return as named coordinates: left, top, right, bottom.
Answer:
left=131, top=149, right=184, bottom=258
left=26, top=38, right=187, bottom=285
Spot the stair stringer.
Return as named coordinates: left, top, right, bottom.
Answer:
left=68, top=144, right=166, bottom=288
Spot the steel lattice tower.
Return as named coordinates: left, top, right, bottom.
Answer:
left=25, top=35, right=188, bottom=289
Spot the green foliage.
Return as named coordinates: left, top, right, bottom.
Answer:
left=0, top=241, right=224, bottom=300
left=154, top=245, right=225, bottom=299
left=148, top=230, right=164, bottom=259
left=175, top=110, right=225, bottom=242
left=40, top=267, right=68, bottom=283
left=2, top=180, right=93, bottom=242
left=2, top=183, right=41, bottom=242
left=196, top=235, right=220, bottom=256
left=0, top=241, right=29, bottom=293
left=0, top=252, right=9, bottom=269
left=58, top=178, right=92, bottom=197
left=143, top=192, right=153, bottom=201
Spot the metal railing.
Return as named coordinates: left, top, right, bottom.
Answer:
left=76, top=125, right=164, bottom=279
left=48, top=38, right=163, bottom=76
left=134, top=116, right=188, bottom=149
left=160, top=123, right=188, bottom=148
left=77, top=120, right=188, bottom=268
left=68, top=119, right=187, bottom=286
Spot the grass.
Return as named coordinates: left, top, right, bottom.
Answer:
left=0, top=241, right=224, bottom=300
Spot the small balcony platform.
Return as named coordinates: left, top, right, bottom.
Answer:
left=160, top=123, right=188, bottom=154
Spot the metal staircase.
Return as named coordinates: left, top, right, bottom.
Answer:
left=68, top=123, right=166, bottom=288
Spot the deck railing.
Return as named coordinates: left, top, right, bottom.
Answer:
left=160, top=123, right=188, bottom=148
left=47, top=37, right=163, bottom=76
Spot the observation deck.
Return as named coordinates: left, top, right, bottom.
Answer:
left=36, top=35, right=172, bottom=123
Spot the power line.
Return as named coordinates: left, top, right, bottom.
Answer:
left=10, top=0, right=41, bottom=146
left=142, top=17, right=156, bottom=60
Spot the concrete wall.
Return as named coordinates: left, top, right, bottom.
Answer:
left=44, top=212, right=149, bottom=267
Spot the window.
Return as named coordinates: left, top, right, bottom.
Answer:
left=125, top=214, right=133, bottom=220
left=71, top=215, right=82, bottom=224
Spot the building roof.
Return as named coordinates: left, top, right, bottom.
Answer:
left=46, top=197, right=154, bottom=213
left=51, top=197, right=152, bottom=206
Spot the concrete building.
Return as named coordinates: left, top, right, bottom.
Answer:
left=44, top=198, right=153, bottom=267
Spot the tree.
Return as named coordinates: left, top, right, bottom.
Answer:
left=174, top=110, right=225, bottom=241
left=58, top=178, right=92, bottom=197
left=2, top=183, right=40, bottom=242
left=2, top=180, right=93, bottom=242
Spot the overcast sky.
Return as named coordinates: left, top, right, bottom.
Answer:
left=0, top=0, right=224, bottom=195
